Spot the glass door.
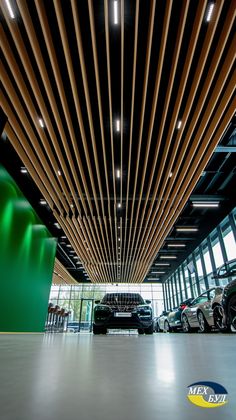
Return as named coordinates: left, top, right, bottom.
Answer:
left=78, top=299, right=94, bottom=332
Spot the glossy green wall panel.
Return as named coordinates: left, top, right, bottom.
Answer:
left=0, top=165, right=57, bottom=332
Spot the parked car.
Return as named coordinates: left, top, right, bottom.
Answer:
left=213, top=279, right=236, bottom=332
left=93, top=293, right=153, bottom=335
left=165, top=298, right=194, bottom=332
left=181, top=287, right=223, bottom=333
left=155, top=311, right=170, bottom=332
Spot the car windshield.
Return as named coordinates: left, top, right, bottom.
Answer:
left=101, top=293, right=145, bottom=305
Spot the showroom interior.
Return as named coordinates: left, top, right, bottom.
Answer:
left=0, top=0, right=236, bottom=419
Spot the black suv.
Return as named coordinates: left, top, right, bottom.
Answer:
left=93, top=293, right=153, bottom=335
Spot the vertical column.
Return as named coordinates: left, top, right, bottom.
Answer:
left=217, top=226, right=228, bottom=263
left=181, top=265, right=188, bottom=299
left=177, top=269, right=183, bottom=303
left=207, top=237, right=219, bottom=286
left=199, top=245, right=209, bottom=289
left=170, top=276, right=176, bottom=308
left=228, top=211, right=236, bottom=243
left=174, top=273, right=179, bottom=306
left=192, top=253, right=201, bottom=295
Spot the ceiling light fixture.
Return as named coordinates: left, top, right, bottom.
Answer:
left=20, top=167, right=28, bottom=174
left=169, top=172, right=173, bottom=178
left=66, top=244, right=72, bottom=248
left=117, top=203, right=121, bottom=208
left=177, top=120, right=182, bottom=129
left=113, top=1, right=118, bottom=25
left=192, top=201, right=219, bottom=208
left=54, top=222, right=61, bottom=229
left=206, top=2, right=215, bottom=22
left=155, top=263, right=170, bottom=266
left=176, top=227, right=198, bottom=232
left=57, top=170, right=61, bottom=176
left=116, top=119, right=120, bottom=132
left=151, top=271, right=165, bottom=274
left=61, top=236, right=67, bottom=239
left=5, top=0, right=14, bottom=19
left=40, top=199, right=47, bottom=205
left=116, top=169, right=121, bottom=178
left=167, top=244, right=186, bottom=248
left=160, top=255, right=177, bottom=259
left=38, top=118, right=44, bottom=128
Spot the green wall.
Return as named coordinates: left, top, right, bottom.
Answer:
left=0, top=164, right=57, bottom=332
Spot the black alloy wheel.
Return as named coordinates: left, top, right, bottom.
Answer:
left=182, top=315, right=191, bottom=333
left=93, top=325, right=104, bottom=335
left=145, top=324, right=153, bottom=335
left=197, top=311, right=210, bottom=333
left=229, top=295, right=236, bottom=332
left=138, top=328, right=145, bottom=335
left=213, top=305, right=226, bottom=331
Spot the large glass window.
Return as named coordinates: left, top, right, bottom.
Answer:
left=212, top=240, right=224, bottom=268
left=203, top=246, right=213, bottom=274
left=223, top=230, right=236, bottom=261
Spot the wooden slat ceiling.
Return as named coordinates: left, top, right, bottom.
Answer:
left=53, top=259, right=78, bottom=285
left=1, top=0, right=235, bottom=283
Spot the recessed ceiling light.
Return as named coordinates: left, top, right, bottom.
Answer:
left=169, top=172, right=173, bottom=178
left=177, top=120, right=182, bottom=129
left=116, top=119, right=120, bottom=132
left=66, top=244, right=72, bottom=248
left=113, top=1, right=118, bottom=25
left=155, top=263, right=170, bottom=266
left=206, top=2, right=215, bottom=22
left=176, top=227, right=198, bottom=232
left=54, top=222, right=61, bottom=229
left=20, top=167, right=28, bottom=174
left=160, top=255, right=177, bottom=259
left=70, top=204, right=74, bottom=208
left=118, top=226, right=121, bottom=229
left=192, top=201, right=219, bottom=208
left=5, top=0, right=14, bottom=19
left=117, top=203, right=121, bottom=208
left=118, top=238, right=121, bottom=241
left=116, top=169, right=121, bottom=178
left=40, top=199, right=47, bottom=205
left=57, top=170, right=61, bottom=176
left=38, top=118, right=44, bottom=128
left=167, top=244, right=186, bottom=248
left=61, top=236, right=67, bottom=239
left=151, top=271, right=165, bottom=274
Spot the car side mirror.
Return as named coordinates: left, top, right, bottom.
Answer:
left=145, top=300, right=151, bottom=304
left=94, top=300, right=100, bottom=304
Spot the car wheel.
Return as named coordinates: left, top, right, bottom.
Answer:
left=182, top=315, right=191, bottom=333
left=138, top=328, right=144, bottom=334
left=164, top=320, right=171, bottom=332
left=145, top=325, right=153, bottom=335
left=213, top=305, right=225, bottom=331
left=93, top=325, right=103, bottom=335
left=197, top=311, right=210, bottom=333
left=228, top=295, right=236, bottom=333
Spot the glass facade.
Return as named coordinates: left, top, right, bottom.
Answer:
left=163, top=208, right=236, bottom=310
left=49, top=282, right=164, bottom=321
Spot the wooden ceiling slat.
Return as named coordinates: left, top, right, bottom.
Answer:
left=1, top=0, right=234, bottom=284
left=129, top=0, right=207, bottom=281
left=122, top=0, right=139, bottom=282
left=1, top=5, right=82, bottom=216
left=137, top=75, right=235, bottom=280
left=87, top=0, right=111, bottom=219
left=126, top=0, right=172, bottom=283
left=123, top=0, right=156, bottom=283
left=135, top=23, right=236, bottom=280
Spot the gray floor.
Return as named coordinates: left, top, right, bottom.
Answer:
left=0, top=332, right=235, bottom=420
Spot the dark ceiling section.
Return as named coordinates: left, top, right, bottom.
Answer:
left=0, top=0, right=235, bottom=283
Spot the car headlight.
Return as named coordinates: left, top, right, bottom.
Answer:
left=94, top=305, right=111, bottom=312
left=136, top=305, right=152, bottom=316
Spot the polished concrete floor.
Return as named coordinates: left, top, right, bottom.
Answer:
left=0, top=332, right=235, bottom=420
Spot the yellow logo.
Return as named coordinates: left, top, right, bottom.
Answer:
left=187, top=382, right=228, bottom=408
